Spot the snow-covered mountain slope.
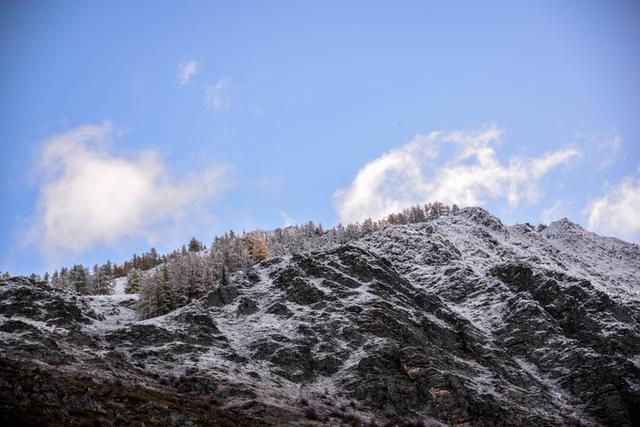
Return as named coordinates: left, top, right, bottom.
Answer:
left=1, top=207, right=638, bottom=426
left=112, top=276, right=127, bottom=295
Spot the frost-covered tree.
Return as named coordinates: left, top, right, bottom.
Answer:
left=407, top=205, right=426, bottom=223
left=51, top=267, right=71, bottom=290
left=136, top=263, right=174, bottom=319
left=170, top=252, right=209, bottom=306
left=138, top=274, right=164, bottom=318
left=188, top=237, right=204, bottom=252
left=125, top=269, right=141, bottom=294
left=266, top=228, right=288, bottom=256
left=143, top=248, right=159, bottom=269
left=209, top=231, right=250, bottom=279
left=50, top=270, right=60, bottom=286
left=429, top=201, right=449, bottom=219
left=159, top=263, right=173, bottom=312
left=102, top=260, right=113, bottom=277
left=230, top=233, right=251, bottom=272
left=69, top=265, right=90, bottom=294
left=91, top=264, right=114, bottom=295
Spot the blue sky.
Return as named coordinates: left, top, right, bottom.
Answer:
left=1, top=0, right=639, bottom=275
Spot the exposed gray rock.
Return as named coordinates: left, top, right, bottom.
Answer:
left=237, top=297, right=258, bottom=315
left=205, top=285, right=238, bottom=307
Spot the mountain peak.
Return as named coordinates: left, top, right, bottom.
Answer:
left=1, top=207, right=639, bottom=426
left=455, top=206, right=507, bottom=232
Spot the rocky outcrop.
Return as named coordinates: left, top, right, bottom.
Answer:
left=1, top=208, right=639, bottom=426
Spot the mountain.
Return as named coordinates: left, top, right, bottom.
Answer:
left=1, top=207, right=639, bottom=426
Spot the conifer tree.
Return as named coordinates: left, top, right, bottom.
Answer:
left=92, top=264, right=114, bottom=295
left=137, top=273, right=162, bottom=319
left=56, top=267, right=71, bottom=290
left=169, top=252, right=209, bottom=306
left=125, top=269, right=141, bottom=294
left=188, top=237, right=203, bottom=252
left=159, top=263, right=173, bottom=314
left=69, top=265, right=90, bottom=294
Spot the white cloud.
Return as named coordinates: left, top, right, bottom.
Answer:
left=178, top=60, right=199, bottom=85
left=31, top=122, right=228, bottom=254
left=205, top=77, right=231, bottom=111
left=585, top=171, right=640, bottom=241
left=334, top=125, right=580, bottom=224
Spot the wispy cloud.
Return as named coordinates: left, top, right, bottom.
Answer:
left=595, top=130, right=622, bottom=170
left=540, top=200, right=567, bottom=224
left=333, top=125, right=580, bottom=224
left=29, top=122, right=228, bottom=256
left=205, top=77, right=231, bottom=111
left=279, top=210, right=296, bottom=227
left=177, top=60, right=199, bottom=85
left=585, top=170, right=640, bottom=241
left=572, top=128, right=622, bottom=170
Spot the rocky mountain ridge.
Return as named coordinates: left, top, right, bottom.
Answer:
left=1, top=207, right=639, bottom=426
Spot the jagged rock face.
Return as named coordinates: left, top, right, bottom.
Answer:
left=1, top=207, right=639, bottom=426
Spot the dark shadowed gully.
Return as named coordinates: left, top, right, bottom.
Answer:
left=1, top=208, right=639, bottom=426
